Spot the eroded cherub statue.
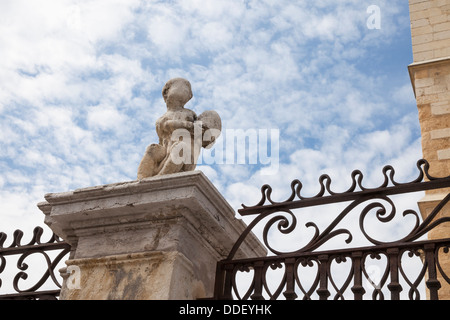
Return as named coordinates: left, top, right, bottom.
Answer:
left=137, top=78, right=221, bottom=179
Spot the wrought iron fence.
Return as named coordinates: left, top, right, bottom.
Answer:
left=0, top=227, right=71, bottom=300
left=1, top=159, right=449, bottom=300
left=213, top=159, right=450, bottom=300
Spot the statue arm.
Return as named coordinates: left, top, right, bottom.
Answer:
left=164, top=119, right=194, bottom=132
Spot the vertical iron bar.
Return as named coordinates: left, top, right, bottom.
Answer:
left=221, top=264, right=234, bottom=300
left=387, top=248, right=402, bottom=300
left=351, top=251, right=365, bottom=300
left=283, top=258, right=298, bottom=300
left=250, top=261, right=265, bottom=300
left=213, top=261, right=226, bottom=300
left=424, top=243, right=441, bottom=300
left=317, top=255, right=330, bottom=300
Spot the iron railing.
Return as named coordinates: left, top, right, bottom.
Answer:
left=213, top=159, right=450, bottom=300
left=0, top=227, right=71, bottom=300
left=1, top=160, right=449, bottom=300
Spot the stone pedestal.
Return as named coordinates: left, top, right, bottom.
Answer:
left=37, top=171, right=266, bottom=300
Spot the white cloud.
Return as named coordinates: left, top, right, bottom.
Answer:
left=392, top=83, right=416, bottom=105
left=147, top=11, right=189, bottom=56
left=87, top=104, right=127, bottom=131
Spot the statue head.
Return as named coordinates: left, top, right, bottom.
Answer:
left=162, top=78, right=193, bottom=109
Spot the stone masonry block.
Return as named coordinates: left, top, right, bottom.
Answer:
left=38, top=171, right=267, bottom=299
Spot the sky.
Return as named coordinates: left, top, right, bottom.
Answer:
left=0, top=0, right=429, bottom=298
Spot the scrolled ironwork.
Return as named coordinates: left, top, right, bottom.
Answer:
left=241, top=159, right=445, bottom=211
left=263, top=261, right=285, bottom=300
left=361, top=251, right=389, bottom=300
left=0, top=226, right=70, bottom=300
left=0, top=226, right=62, bottom=249
left=231, top=194, right=449, bottom=259
left=327, top=254, right=353, bottom=300
left=295, top=257, right=319, bottom=300
left=398, top=247, right=427, bottom=300
left=261, top=210, right=297, bottom=256
left=230, top=263, right=254, bottom=300
left=228, top=159, right=450, bottom=259
left=435, top=244, right=450, bottom=285
left=214, top=159, right=450, bottom=300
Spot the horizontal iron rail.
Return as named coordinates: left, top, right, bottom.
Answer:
left=0, top=242, right=70, bottom=256
left=218, top=237, right=450, bottom=266
left=239, top=177, right=450, bottom=216
left=215, top=238, right=450, bottom=300
left=0, top=290, right=61, bottom=300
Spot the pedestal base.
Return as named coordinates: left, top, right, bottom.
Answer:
left=38, top=171, right=265, bottom=299
left=60, top=251, right=204, bottom=300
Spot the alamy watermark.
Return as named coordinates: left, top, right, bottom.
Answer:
left=367, top=5, right=381, bottom=30
left=63, top=265, right=81, bottom=290
left=169, top=126, right=280, bottom=175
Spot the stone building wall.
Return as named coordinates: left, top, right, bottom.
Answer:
left=410, top=0, right=450, bottom=62
left=408, top=0, right=450, bottom=299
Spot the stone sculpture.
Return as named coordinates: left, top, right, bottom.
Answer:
left=137, top=78, right=221, bottom=179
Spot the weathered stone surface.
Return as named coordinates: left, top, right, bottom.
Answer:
left=38, top=171, right=266, bottom=299
left=60, top=251, right=205, bottom=300
left=137, top=78, right=221, bottom=179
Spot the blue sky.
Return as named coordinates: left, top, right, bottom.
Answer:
left=0, top=1, right=423, bottom=245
